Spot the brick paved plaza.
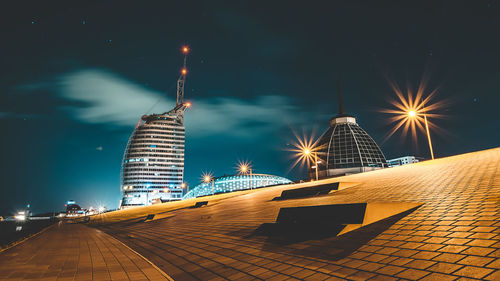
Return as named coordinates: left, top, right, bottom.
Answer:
left=0, top=222, right=171, bottom=281
left=0, top=147, right=498, bottom=280
left=94, top=147, right=499, bottom=280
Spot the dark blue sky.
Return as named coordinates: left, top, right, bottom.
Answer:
left=1, top=1, right=499, bottom=214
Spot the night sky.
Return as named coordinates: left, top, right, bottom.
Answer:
left=1, top=1, right=499, bottom=214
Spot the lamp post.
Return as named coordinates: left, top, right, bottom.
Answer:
left=408, top=110, right=435, bottom=160
left=423, top=113, right=435, bottom=160
left=203, top=174, right=215, bottom=196
left=303, top=148, right=319, bottom=181
left=238, top=162, right=253, bottom=190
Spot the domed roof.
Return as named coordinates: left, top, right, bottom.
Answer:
left=183, top=174, right=292, bottom=199
left=316, top=115, right=386, bottom=171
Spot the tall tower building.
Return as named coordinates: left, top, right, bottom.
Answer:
left=120, top=46, right=191, bottom=208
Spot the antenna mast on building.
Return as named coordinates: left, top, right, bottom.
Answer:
left=168, top=45, right=191, bottom=119
left=177, top=45, right=189, bottom=106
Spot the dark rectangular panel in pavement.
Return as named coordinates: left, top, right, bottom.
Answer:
left=277, top=203, right=366, bottom=225
left=192, top=201, right=208, bottom=208
left=275, top=182, right=340, bottom=200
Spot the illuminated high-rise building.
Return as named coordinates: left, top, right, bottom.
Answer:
left=120, top=47, right=191, bottom=208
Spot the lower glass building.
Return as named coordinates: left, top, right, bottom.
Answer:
left=183, top=174, right=292, bottom=199
left=314, top=114, right=387, bottom=178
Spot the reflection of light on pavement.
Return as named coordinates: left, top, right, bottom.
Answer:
left=16, top=226, right=22, bottom=231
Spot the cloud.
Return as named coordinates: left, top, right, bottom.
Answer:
left=57, top=69, right=171, bottom=126
left=0, top=111, right=38, bottom=120
left=21, top=68, right=303, bottom=138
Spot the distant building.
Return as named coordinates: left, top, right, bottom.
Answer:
left=313, top=82, right=387, bottom=178
left=183, top=174, right=292, bottom=199
left=387, top=156, right=419, bottom=167
left=66, top=201, right=83, bottom=216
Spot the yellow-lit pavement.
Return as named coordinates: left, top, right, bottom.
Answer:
left=0, top=222, right=171, bottom=281
left=95, top=148, right=500, bottom=280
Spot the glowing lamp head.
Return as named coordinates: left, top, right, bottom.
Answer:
left=237, top=161, right=252, bottom=174
left=181, top=46, right=189, bottom=54
left=181, top=68, right=188, bottom=75
left=303, top=148, right=311, bottom=156
left=240, top=165, right=248, bottom=173
left=185, top=102, right=191, bottom=108
left=408, top=110, right=416, bottom=117
left=203, top=175, right=211, bottom=183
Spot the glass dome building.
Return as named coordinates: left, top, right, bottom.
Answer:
left=183, top=174, right=292, bottom=199
left=313, top=83, right=387, bottom=178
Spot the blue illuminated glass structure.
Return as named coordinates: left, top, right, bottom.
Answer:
left=183, top=174, right=292, bottom=199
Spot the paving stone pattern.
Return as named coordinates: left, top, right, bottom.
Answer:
left=100, top=148, right=500, bottom=280
left=0, top=222, right=170, bottom=281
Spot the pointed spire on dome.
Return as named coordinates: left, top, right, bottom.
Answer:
left=337, top=76, right=345, bottom=115
left=331, top=74, right=355, bottom=126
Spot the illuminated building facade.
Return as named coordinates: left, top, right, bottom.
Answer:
left=183, top=174, right=292, bottom=199
left=120, top=112, right=186, bottom=208
left=120, top=47, right=190, bottom=208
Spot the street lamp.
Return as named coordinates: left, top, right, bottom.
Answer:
left=288, top=132, right=323, bottom=181
left=303, top=148, right=320, bottom=181
left=237, top=161, right=253, bottom=190
left=381, top=80, right=446, bottom=161
left=202, top=172, right=215, bottom=196
left=408, top=110, right=434, bottom=160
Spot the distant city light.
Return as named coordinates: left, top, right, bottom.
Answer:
left=15, top=211, right=26, bottom=221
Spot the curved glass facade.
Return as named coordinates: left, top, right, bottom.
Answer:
left=120, top=112, right=185, bottom=208
left=315, top=115, right=386, bottom=177
left=183, top=174, right=292, bottom=199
